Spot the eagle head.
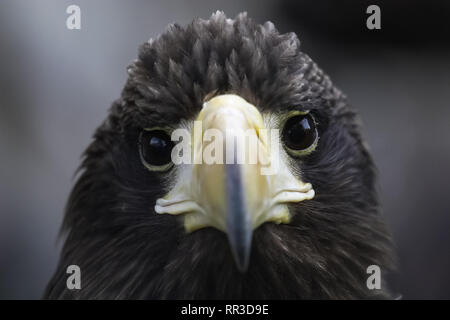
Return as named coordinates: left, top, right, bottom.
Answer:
left=45, top=12, right=394, bottom=299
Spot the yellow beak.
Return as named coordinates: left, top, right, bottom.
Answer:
left=155, top=94, right=314, bottom=271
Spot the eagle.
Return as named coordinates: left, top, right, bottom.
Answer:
left=44, top=12, right=394, bottom=299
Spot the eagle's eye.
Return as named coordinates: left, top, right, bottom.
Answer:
left=139, top=129, right=174, bottom=171
left=282, top=113, right=318, bottom=156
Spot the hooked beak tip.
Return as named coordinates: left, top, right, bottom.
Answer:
left=227, top=226, right=252, bottom=272
left=226, top=163, right=253, bottom=272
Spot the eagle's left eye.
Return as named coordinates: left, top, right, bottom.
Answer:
left=139, top=130, right=174, bottom=171
left=282, top=113, right=318, bottom=156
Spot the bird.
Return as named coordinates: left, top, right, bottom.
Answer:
left=44, top=11, right=394, bottom=299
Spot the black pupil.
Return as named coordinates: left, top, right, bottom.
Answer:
left=282, top=114, right=317, bottom=151
left=141, top=131, right=174, bottom=166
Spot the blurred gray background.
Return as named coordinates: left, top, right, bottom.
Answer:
left=0, top=0, right=449, bottom=299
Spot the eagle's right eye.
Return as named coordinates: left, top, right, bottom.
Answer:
left=139, top=130, right=174, bottom=171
